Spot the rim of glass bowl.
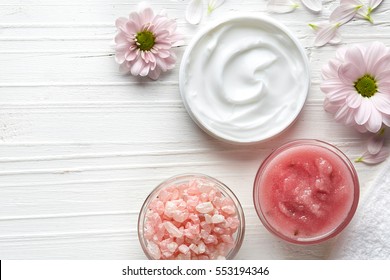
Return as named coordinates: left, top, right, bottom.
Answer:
left=179, top=15, right=310, bottom=144
left=138, top=173, right=246, bottom=259
left=253, top=139, right=360, bottom=245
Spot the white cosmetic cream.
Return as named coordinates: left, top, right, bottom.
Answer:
left=179, top=16, right=310, bottom=143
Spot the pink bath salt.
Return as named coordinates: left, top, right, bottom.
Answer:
left=189, top=243, right=199, bottom=254
left=173, top=210, right=189, bottom=223
left=221, top=234, right=234, bottom=244
left=198, top=255, right=209, bottom=260
left=144, top=222, right=155, bottom=240
left=197, top=241, right=206, bottom=254
left=212, top=214, right=225, bottom=224
left=200, top=229, right=210, bottom=239
left=186, top=196, right=200, bottom=207
left=164, top=221, right=183, bottom=238
left=200, top=193, right=209, bottom=202
left=200, top=221, right=212, bottom=233
left=147, top=241, right=161, bottom=260
left=221, top=205, right=236, bottom=215
left=213, top=227, right=225, bottom=235
left=204, top=234, right=217, bottom=245
left=204, top=214, right=213, bottom=224
left=196, top=202, right=214, bottom=213
left=167, top=242, right=178, bottom=253
left=143, top=178, right=240, bottom=260
left=178, top=244, right=190, bottom=254
left=188, top=213, right=200, bottom=224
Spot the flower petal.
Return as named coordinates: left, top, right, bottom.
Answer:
left=338, top=62, right=362, bottom=85
left=364, top=41, right=388, bottom=74
left=355, top=97, right=372, bottom=125
left=267, top=0, right=298, bottom=14
left=367, top=105, right=383, bottom=133
left=344, top=45, right=366, bottom=72
left=367, top=129, right=385, bottom=155
left=371, top=53, right=390, bottom=77
left=186, top=0, right=203, bottom=25
left=148, top=67, right=161, bottom=80
left=371, top=92, right=390, bottom=114
left=314, top=23, right=339, bottom=47
left=330, top=4, right=361, bottom=25
left=356, top=148, right=390, bottom=164
left=320, top=79, right=348, bottom=94
left=131, top=57, right=146, bottom=76
left=369, top=0, right=383, bottom=10
left=301, top=0, right=322, bottom=12
left=383, top=114, right=390, bottom=127
left=115, top=17, right=128, bottom=31
left=208, top=0, right=225, bottom=13
left=327, top=88, right=351, bottom=102
left=346, top=92, right=363, bottom=108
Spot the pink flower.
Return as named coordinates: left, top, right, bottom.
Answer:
left=113, top=2, right=182, bottom=80
left=321, top=42, right=390, bottom=133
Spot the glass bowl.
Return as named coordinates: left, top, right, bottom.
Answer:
left=138, top=173, right=245, bottom=259
left=253, top=139, right=359, bottom=245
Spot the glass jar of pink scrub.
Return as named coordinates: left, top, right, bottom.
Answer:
left=253, top=139, right=359, bottom=245
left=138, top=174, right=245, bottom=260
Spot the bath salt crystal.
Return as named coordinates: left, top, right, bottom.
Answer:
left=164, top=221, right=183, bottom=238
left=173, top=210, right=189, bottom=223
left=178, top=244, right=190, bottom=254
left=147, top=241, right=161, bottom=260
left=221, top=234, right=234, bottom=244
left=189, top=243, right=199, bottom=254
left=212, top=214, right=225, bottom=224
left=200, top=193, right=209, bottom=202
left=189, top=214, right=200, bottom=224
left=197, top=241, right=206, bottom=254
left=196, top=202, right=214, bottom=213
left=167, top=242, right=178, bottom=253
left=221, top=205, right=236, bottom=215
left=204, top=214, right=213, bottom=224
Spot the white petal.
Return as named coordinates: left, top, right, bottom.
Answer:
left=186, top=0, right=203, bottom=25
left=208, top=0, right=225, bottom=14
left=314, top=23, right=339, bottom=47
left=356, top=148, right=390, bottom=164
left=369, top=0, right=383, bottom=10
left=330, top=4, right=361, bottom=25
left=301, top=0, right=322, bottom=12
left=267, top=0, right=299, bottom=14
left=367, top=129, right=385, bottom=155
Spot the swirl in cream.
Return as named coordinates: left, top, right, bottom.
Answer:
left=180, top=17, right=310, bottom=143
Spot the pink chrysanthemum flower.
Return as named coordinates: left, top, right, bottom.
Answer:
left=321, top=41, right=390, bottom=133
left=113, top=2, right=182, bottom=80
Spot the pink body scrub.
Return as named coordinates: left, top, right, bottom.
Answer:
left=138, top=174, right=245, bottom=260
left=253, top=140, right=359, bottom=244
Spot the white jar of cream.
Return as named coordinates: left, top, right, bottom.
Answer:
left=179, top=16, right=310, bottom=144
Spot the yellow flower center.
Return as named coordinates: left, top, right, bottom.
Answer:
left=354, top=74, right=377, bottom=98
left=135, top=31, right=155, bottom=51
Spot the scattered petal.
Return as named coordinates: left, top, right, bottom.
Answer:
left=330, top=3, right=362, bottom=25
left=355, top=147, right=390, bottom=164
left=186, top=0, right=203, bottom=25
left=301, top=0, right=322, bottom=12
left=267, top=0, right=299, bottom=14
left=314, top=23, right=340, bottom=47
left=207, top=0, right=225, bottom=14
left=367, top=128, right=386, bottom=155
left=368, top=0, right=383, bottom=10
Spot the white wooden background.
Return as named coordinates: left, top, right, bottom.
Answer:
left=0, top=0, right=389, bottom=260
